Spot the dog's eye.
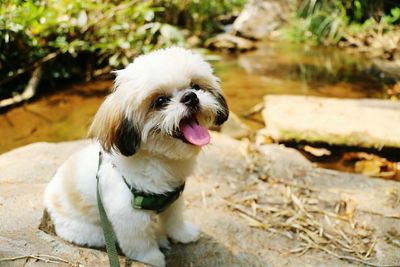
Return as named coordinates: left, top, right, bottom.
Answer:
left=192, top=84, right=201, bottom=91
left=153, top=96, right=170, bottom=108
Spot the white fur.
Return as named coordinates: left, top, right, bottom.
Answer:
left=44, top=47, right=228, bottom=267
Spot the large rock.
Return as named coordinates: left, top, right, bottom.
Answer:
left=232, top=0, right=286, bottom=39
left=261, top=95, right=400, bottom=149
left=1, top=133, right=399, bottom=266
left=218, top=112, right=250, bottom=139
left=205, top=33, right=257, bottom=52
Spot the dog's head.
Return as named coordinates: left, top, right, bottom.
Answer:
left=89, top=47, right=229, bottom=159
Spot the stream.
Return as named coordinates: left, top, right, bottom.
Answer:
left=0, top=42, right=393, bottom=158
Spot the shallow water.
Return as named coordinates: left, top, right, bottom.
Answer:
left=0, top=42, right=390, bottom=154
left=217, top=42, right=386, bottom=115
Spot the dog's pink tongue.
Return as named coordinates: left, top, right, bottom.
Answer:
left=180, top=119, right=210, bottom=146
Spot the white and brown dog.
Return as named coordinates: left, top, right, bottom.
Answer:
left=44, top=47, right=229, bottom=266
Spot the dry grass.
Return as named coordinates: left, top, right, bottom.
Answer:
left=223, top=143, right=398, bottom=267
left=225, top=182, right=376, bottom=259
left=0, top=254, right=74, bottom=265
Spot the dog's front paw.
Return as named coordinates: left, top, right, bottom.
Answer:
left=137, top=248, right=165, bottom=267
left=168, top=222, right=200, bottom=244
left=158, top=234, right=170, bottom=250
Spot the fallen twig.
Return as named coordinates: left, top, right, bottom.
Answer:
left=225, top=176, right=386, bottom=264
left=223, top=198, right=265, bottom=223
left=0, top=66, right=42, bottom=109
left=320, top=246, right=400, bottom=267
left=268, top=178, right=320, bottom=192
left=358, top=208, right=400, bottom=220
left=225, top=142, right=400, bottom=266
left=0, top=254, right=69, bottom=264
left=0, top=52, right=57, bottom=87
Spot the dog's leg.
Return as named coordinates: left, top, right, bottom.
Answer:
left=160, top=197, right=200, bottom=244
left=98, top=165, right=166, bottom=266
left=155, top=224, right=170, bottom=250
left=109, top=209, right=165, bottom=267
left=53, top=217, right=105, bottom=247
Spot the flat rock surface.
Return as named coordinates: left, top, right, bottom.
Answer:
left=218, top=112, right=250, bottom=139
left=262, top=95, right=400, bottom=149
left=1, top=133, right=400, bottom=266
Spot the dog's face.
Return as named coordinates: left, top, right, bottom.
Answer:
left=89, top=47, right=229, bottom=159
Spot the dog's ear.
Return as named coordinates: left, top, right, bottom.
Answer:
left=88, top=94, right=141, bottom=156
left=113, top=117, right=141, bottom=156
left=215, top=93, right=229, bottom=125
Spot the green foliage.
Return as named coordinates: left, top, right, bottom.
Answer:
left=157, top=0, right=245, bottom=39
left=383, top=7, right=400, bottom=25
left=0, top=0, right=244, bottom=98
left=281, top=0, right=399, bottom=45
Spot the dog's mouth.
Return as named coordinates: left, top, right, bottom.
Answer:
left=173, top=116, right=210, bottom=147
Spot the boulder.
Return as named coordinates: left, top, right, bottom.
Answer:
left=205, top=33, right=257, bottom=52
left=218, top=112, right=250, bottom=139
left=261, top=95, right=400, bottom=149
left=232, top=0, right=285, bottom=40
left=1, top=133, right=399, bottom=266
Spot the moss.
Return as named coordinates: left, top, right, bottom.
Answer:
left=276, top=129, right=400, bottom=149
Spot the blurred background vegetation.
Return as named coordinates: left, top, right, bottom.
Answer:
left=283, top=0, right=399, bottom=45
left=0, top=0, right=399, bottom=101
left=0, top=0, right=245, bottom=99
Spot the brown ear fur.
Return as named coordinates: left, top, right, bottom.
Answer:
left=88, top=95, right=141, bottom=156
left=215, top=92, right=229, bottom=125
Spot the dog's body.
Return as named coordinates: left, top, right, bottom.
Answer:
left=44, top=47, right=228, bottom=266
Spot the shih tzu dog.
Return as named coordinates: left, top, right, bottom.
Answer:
left=44, top=47, right=229, bottom=266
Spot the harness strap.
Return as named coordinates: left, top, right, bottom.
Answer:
left=96, top=151, right=120, bottom=267
left=96, top=150, right=185, bottom=266
left=121, top=175, right=185, bottom=213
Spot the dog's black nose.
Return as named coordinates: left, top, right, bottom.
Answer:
left=181, top=91, right=199, bottom=107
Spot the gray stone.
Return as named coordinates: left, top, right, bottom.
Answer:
left=0, top=133, right=399, bottom=266
left=205, top=33, right=257, bottom=52
left=261, top=95, right=400, bottom=149
left=0, top=140, right=90, bottom=183
left=256, top=143, right=313, bottom=179
left=218, top=112, right=250, bottom=139
left=232, top=0, right=285, bottom=40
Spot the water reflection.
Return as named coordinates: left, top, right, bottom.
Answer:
left=0, top=42, right=393, bottom=154
left=215, top=42, right=389, bottom=119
